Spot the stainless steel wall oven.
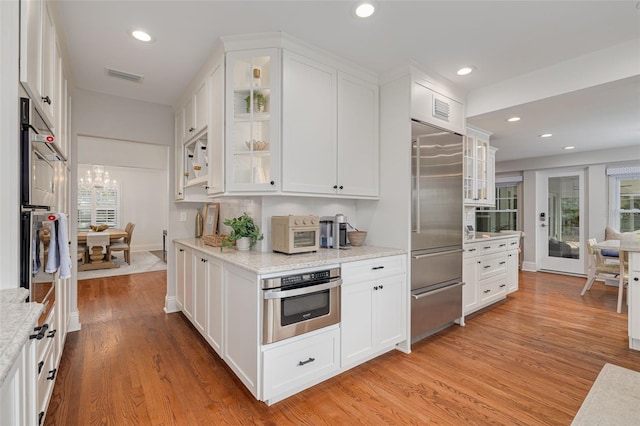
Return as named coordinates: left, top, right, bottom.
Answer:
left=262, top=267, right=341, bottom=344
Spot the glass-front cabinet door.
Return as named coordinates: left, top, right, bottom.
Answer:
left=225, top=49, right=280, bottom=192
left=464, top=126, right=493, bottom=206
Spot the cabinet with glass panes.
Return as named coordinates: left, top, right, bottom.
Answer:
left=464, top=126, right=495, bottom=206
left=225, top=49, right=280, bottom=192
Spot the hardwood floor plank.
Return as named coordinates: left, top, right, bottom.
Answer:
left=45, top=270, right=640, bottom=425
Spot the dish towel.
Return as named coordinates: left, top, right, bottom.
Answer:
left=45, top=213, right=72, bottom=279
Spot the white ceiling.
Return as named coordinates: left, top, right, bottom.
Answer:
left=54, top=0, right=640, bottom=162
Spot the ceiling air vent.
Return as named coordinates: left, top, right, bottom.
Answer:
left=433, top=98, right=450, bottom=121
left=106, top=67, right=144, bottom=83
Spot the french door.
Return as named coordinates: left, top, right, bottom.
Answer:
left=538, top=170, right=585, bottom=274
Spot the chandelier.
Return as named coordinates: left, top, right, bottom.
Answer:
left=79, top=165, right=116, bottom=190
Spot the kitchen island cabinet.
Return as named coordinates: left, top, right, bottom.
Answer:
left=172, top=239, right=406, bottom=404
left=463, top=234, right=520, bottom=315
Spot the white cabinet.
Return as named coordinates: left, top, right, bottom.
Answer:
left=282, top=50, right=337, bottom=194
left=223, top=264, right=259, bottom=398
left=175, top=244, right=191, bottom=312
left=0, top=333, right=35, bottom=426
left=19, top=0, right=58, bottom=130
left=341, top=256, right=406, bottom=370
left=262, top=327, right=340, bottom=404
left=205, top=256, right=223, bottom=355
left=174, top=112, right=185, bottom=200
left=193, top=253, right=208, bottom=333
left=282, top=51, right=379, bottom=197
left=411, top=81, right=464, bottom=135
left=181, top=79, right=208, bottom=143
left=464, top=126, right=495, bottom=206
left=463, top=236, right=519, bottom=315
left=629, top=252, right=640, bottom=351
left=226, top=49, right=280, bottom=192
left=207, top=63, right=225, bottom=195
left=336, top=72, right=379, bottom=197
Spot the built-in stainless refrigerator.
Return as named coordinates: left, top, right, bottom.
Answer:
left=410, top=119, right=464, bottom=342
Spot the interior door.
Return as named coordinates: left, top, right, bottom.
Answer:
left=538, top=170, right=585, bottom=274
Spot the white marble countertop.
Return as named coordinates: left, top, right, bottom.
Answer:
left=594, top=239, right=640, bottom=253
left=174, top=238, right=406, bottom=275
left=465, top=232, right=522, bottom=243
left=0, top=290, right=43, bottom=386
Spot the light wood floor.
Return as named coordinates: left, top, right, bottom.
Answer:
left=45, top=271, right=640, bottom=425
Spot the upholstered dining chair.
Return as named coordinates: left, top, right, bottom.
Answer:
left=108, top=223, right=135, bottom=264
left=581, top=238, right=628, bottom=313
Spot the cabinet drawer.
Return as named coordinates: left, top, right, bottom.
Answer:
left=479, top=277, right=507, bottom=304
left=477, top=252, right=507, bottom=280
left=465, top=240, right=508, bottom=258
left=36, top=306, right=56, bottom=367
left=342, top=255, right=405, bottom=282
left=262, top=328, right=340, bottom=401
left=506, top=237, right=520, bottom=250
left=37, top=340, right=56, bottom=420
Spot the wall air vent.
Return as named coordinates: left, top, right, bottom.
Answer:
left=106, top=67, right=144, bottom=83
left=433, top=98, right=450, bottom=121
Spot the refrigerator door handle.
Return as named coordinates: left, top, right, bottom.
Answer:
left=412, top=281, right=465, bottom=300
left=412, top=248, right=463, bottom=259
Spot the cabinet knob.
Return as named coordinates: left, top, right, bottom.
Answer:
left=333, top=185, right=338, bottom=189
left=179, top=249, right=184, bottom=252
left=189, top=127, right=195, bottom=132
left=379, top=285, right=384, bottom=290
left=635, top=277, right=639, bottom=281
left=270, top=181, right=275, bottom=186
left=339, top=185, right=344, bottom=190
left=42, top=96, right=52, bottom=105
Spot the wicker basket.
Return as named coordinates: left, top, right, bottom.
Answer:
left=202, top=233, right=230, bottom=247
left=347, top=231, right=367, bottom=247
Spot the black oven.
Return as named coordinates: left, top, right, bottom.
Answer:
left=20, top=97, right=65, bottom=209
left=262, top=267, right=341, bottom=344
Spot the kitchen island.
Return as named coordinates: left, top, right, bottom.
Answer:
left=172, top=239, right=407, bottom=404
left=594, top=238, right=640, bottom=351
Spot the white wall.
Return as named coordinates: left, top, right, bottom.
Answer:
left=0, top=1, right=20, bottom=289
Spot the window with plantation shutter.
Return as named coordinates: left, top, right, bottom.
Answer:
left=77, top=184, right=120, bottom=229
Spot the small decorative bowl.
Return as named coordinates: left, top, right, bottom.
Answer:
left=245, top=140, right=269, bottom=151
left=347, top=231, right=367, bottom=247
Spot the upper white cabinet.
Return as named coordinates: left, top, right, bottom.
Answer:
left=181, top=79, right=208, bottom=144
left=225, top=49, right=280, bottom=192
left=282, top=50, right=379, bottom=197
left=464, top=126, right=495, bottom=206
left=207, top=62, right=225, bottom=195
left=411, top=81, right=464, bottom=135
left=282, top=50, right=337, bottom=195
left=20, top=0, right=59, bottom=132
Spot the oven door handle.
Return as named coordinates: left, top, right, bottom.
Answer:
left=263, top=278, right=342, bottom=300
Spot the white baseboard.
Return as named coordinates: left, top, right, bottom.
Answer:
left=164, top=295, right=179, bottom=313
left=522, top=261, right=537, bottom=272
left=131, top=244, right=163, bottom=252
left=68, top=310, right=82, bottom=332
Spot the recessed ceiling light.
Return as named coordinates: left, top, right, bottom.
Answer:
left=354, top=2, right=376, bottom=18
left=457, top=66, right=476, bottom=76
left=131, top=30, right=152, bottom=42
left=507, top=117, right=521, bottom=122
left=539, top=133, right=553, bottom=138
left=563, top=146, right=575, bottom=150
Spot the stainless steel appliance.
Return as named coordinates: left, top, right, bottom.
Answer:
left=20, top=210, right=58, bottom=325
left=20, top=97, right=65, bottom=209
left=271, top=215, right=319, bottom=254
left=410, top=119, right=464, bottom=342
left=262, top=267, right=341, bottom=344
left=319, top=214, right=348, bottom=249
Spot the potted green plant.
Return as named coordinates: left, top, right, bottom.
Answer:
left=244, top=93, right=266, bottom=113
left=222, top=212, right=264, bottom=250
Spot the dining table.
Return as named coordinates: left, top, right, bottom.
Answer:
left=594, top=238, right=640, bottom=351
left=77, top=228, right=128, bottom=271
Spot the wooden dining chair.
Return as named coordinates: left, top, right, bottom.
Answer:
left=108, top=223, right=135, bottom=264
left=581, top=238, right=628, bottom=313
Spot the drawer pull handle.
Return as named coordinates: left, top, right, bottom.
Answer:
left=39, top=411, right=44, bottom=425
left=499, top=284, right=506, bottom=288
left=374, top=286, right=378, bottom=290
left=484, top=265, right=491, bottom=269
left=483, top=246, right=491, bottom=250
left=47, top=368, right=57, bottom=380
left=468, top=248, right=476, bottom=252
left=499, top=261, right=506, bottom=265
left=499, top=244, right=506, bottom=247
left=372, top=266, right=385, bottom=270
left=47, top=329, right=57, bottom=338
left=298, top=357, right=315, bottom=366
left=38, top=361, right=44, bottom=374
left=30, top=324, right=49, bottom=340
left=483, top=289, right=491, bottom=294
